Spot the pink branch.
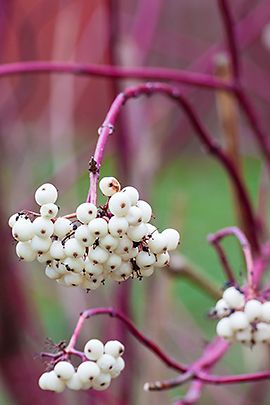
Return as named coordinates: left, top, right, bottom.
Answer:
left=197, top=370, right=270, bottom=385
left=208, top=236, right=236, bottom=283
left=87, top=82, right=259, bottom=253
left=65, top=307, right=187, bottom=373
left=208, top=227, right=254, bottom=291
left=218, top=0, right=240, bottom=79
left=0, top=61, right=232, bottom=90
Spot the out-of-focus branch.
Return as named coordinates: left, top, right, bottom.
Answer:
left=208, top=234, right=236, bottom=283
left=167, top=254, right=220, bottom=300
left=208, top=227, right=254, bottom=292
left=0, top=61, right=233, bottom=90
left=215, top=54, right=247, bottom=236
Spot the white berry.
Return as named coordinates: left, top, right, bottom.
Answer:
left=99, top=177, right=121, bottom=196
left=216, top=317, right=233, bottom=339
left=35, top=183, right=58, bottom=206
left=54, top=361, right=75, bottom=380
left=108, top=216, right=128, bottom=237
left=104, top=340, right=124, bottom=358
left=33, top=217, right=54, bottom=238
left=16, top=241, right=36, bottom=262
left=54, top=217, right=71, bottom=238
left=76, top=203, right=97, bottom=224
left=223, top=287, right=245, bottom=309
left=77, top=361, right=100, bottom=383
left=109, top=192, right=131, bottom=217
left=88, top=218, right=108, bottom=238
left=40, top=203, right=58, bottom=219
left=121, top=186, right=139, bottom=205
left=162, top=228, right=180, bottom=251
left=84, top=339, right=104, bottom=361
left=136, top=200, right=152, bottom=222
left=12, top=218, right=34, bottom=242
left=244, top=299, right=262, bottom=322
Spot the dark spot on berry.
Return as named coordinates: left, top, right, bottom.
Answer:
left=101, top=383, right=105, bottom=386
left=121, top=203, right=126, bottom=208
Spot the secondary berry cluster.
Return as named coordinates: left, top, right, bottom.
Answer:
left=9, top=177, right=180, bottom=290
left=39, top=339, right=125, bottom=393
left=213, top=286, right=270, bottom=346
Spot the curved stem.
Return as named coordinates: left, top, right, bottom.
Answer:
left=218, top=0, right=240, bottom=79
left=208, top=235, right=236, bottom=283
left=0, top=61, right=233, bottom=90
left=208, top=227, right=254, bottom=291
left=197, top=370, right=270, bottom=385
left=87, top=82, right=259, bottom=254
left=66, top=307, right=187, bottom=373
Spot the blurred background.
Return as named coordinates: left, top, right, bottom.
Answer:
left=1, top=0, right=270, bottom=404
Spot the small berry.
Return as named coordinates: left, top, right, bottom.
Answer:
left=88, top=218, right=108, bottom=238
left=40, top=203, right=58, bottom=219
left=108, top=216, right=128, bottom=237
left=136, top=251, right=156, bottom=268
left=76, top=203, right=97, bottom=224
left=104, top=340, right=124, bottom=358
left=35, top=183, right=58, bottom=206
left=31, top=236, right=51, bottom=253
left=125, top=206, right=143, bottom=225
left=155, top=252, right=170, bottom=267
left=106, top=254, right=122, bottom=271
left=66, top=372, right=82, bottom=391
left=121, top=186, right=139, bottom=205
left=99, top=177, right=121, bottom=196
left=216, top=317, right=233, bottom=339
left=244, top=299, right=262, bottom=322
left=99, top=234, right=119, bottom=252
left=84, top=339, right=104, bottom=361
left=136, top=200, right=152, bottom=222
left=110, top=357, right=125, bottom=378
left=229, top=311, right=249, bottom=331
left=97, top=354, right=116, bottom=373
left=63, top=272, right=83, bottom=286
left=88, top=246, right=109, bottom=264
left=108, top=192, right=131, bottom=217
left=75, top=225, right=95, bottom=247
left=33, top=217, right=54, bottom=239
left=127, top=223, right=148, bottom=242
left=147, top=232, right=167, bottom=254
left=64, top=239, right=84, bottom=258
left=12, top=218, right=34, bottom=242
left=45, top=265, right=61, bottom=280
left=54, top=217, right=71, bottom=238
left=222, top=287, right=245, bottom=309
left=161, top=228, right=180, bottom=251
left=92, top=373, right=111, bottom=391
left=16, top=241, right=36, bottom=262
left=254, top=322, right=270, bottom=343
left=77, top=361, right=100, bottom=383
left=50, top=240, right=65, bottom=260
left=54, top=361, right=75, bottom=380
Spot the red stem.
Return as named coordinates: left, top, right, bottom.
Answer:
left=208, top=227, right=254, bottom=291
left=218, top=0, right=240, bottom=79
left=66, top=307, right=187, bottom=373
left=87, top=82, right=259, bottom=253
left=0, top=61, right=232, bottom=90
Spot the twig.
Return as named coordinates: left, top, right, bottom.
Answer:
left=208, top=227, right=254, bottom=292
left=87, top=82, right=259, bottom=255
left=65, top=307, right=187, bottom=373
left=208, top=236, right=235, bottom=283
left=0, top=61, right=233, bottom=90
left=167, top=254, right=221, bottom=300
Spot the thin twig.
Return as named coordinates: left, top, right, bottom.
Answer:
left=167, top=254, right=221, bottom=300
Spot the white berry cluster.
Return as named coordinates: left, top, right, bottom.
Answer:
left=9, top=177, right=180, bottom=290
left=214, top=286, right=270, bottom=346
left=39, top=339, right=125, bottom=393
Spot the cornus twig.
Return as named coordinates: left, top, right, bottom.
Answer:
left=217, top=0, right=270, bottom=170
left=0, top=61, right=233, bottom=90
left=167, top=254, right=220, bottom=300
left=208, top=235, right=236, bottom=283
left=87, top=82, right=259, bottom=253
left=208, top=227, right=255, bottom=292
left=65, top=307, right=187, bottom=373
